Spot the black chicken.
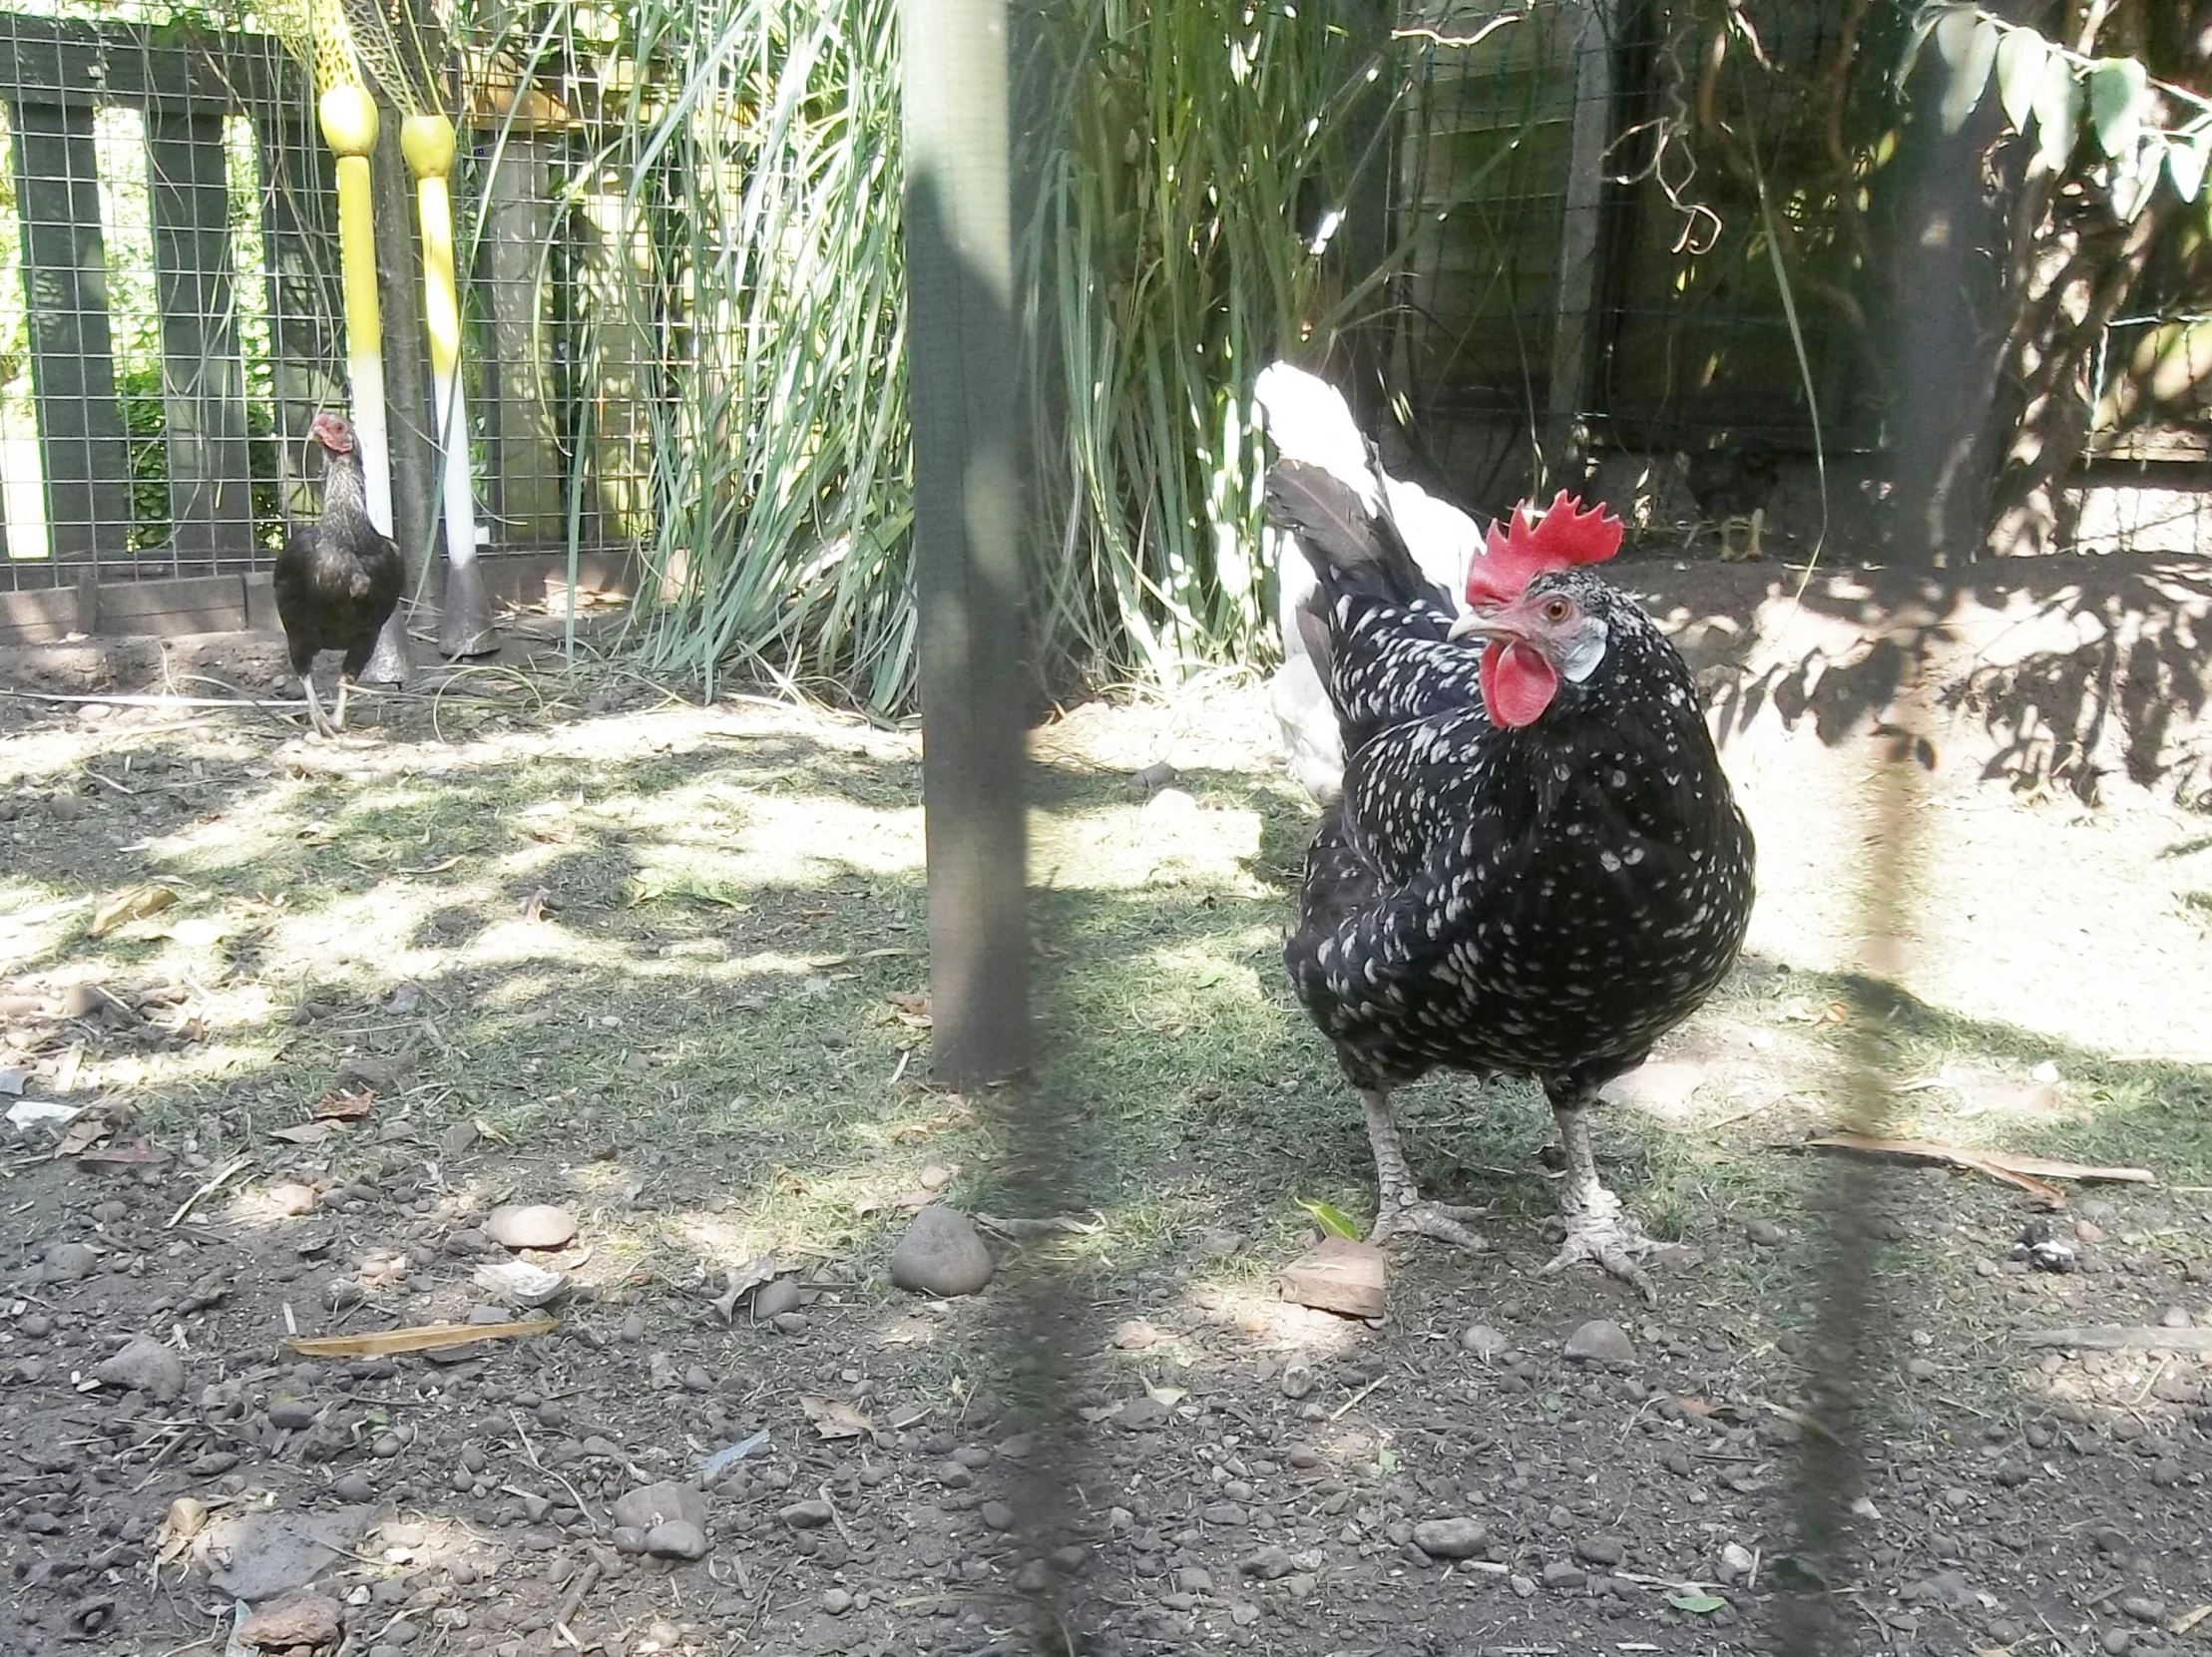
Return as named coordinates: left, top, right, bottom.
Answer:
left=1261, top=365, right=1754, bottom=1298
left=274, top=412, right=404, bottom=737
left=1683, top=435, right=1779, bottom=562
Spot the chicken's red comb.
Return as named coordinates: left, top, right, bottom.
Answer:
left=1464, top=490, right=1623, bottom=608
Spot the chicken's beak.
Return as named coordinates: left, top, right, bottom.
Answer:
left=1447, top=611, right=1499, bottom=642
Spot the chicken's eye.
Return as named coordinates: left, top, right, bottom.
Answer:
left=1543, top=599, right=1571, bottom=623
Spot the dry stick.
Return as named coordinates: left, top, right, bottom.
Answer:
left=509, top=1411, right=603, bottom=1530
left=553, top=1557, right=602, bottom=1648
left=167, top=1155, right=253, bottom=1228
left=816, top=1481, right=858, bottom=1551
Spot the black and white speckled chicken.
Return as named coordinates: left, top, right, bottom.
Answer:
left=273, top=412, right=404, bottom=738
left=1260, top=364, right=1755, bottom=1298
left=1261, top=373, right=1482, bottom=802
left=1682, top=435, right=1779, bottom=562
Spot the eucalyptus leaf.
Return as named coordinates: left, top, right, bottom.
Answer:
left=1669, top=1593, right=1727, bottom=1615
left=2167, top=133, right=2209, bottom=203
left=1897, top=4, right=1966, bottom=91
left=2088, top=57, right=2148, bottom=158
left=1295, top=1197, right=1364, bottom=1240
left=1993, top=26, right=2047, bottom=133
left=2030, top=54, right=2081, bottom=172
left=1936, top=13, right=1999, bottom=135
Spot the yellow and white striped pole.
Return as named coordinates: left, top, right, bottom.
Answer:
left=401, top=113, right=493, bottom=653
left=316, top=84, right=395, bottom=539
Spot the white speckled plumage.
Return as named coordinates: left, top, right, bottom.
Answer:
left=1263, top=367, right=1756, bottom=1294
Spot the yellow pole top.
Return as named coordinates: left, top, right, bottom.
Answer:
left=401, top=113, right=457, bottom=180
left=319, top=85, right=379, bottom=157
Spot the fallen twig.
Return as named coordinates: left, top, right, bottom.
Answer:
left=553, top=1557, right=602, bottom=1647
left=2015, top=1326, right=2212, bottom=1352
left=510, top=1411, right=603, bottom=1531
left=167, top=1155, right=253, bottom=1227
left=286, top=1317, right=557, bottom=1358
left=1805, top=1132, right=2154, bottom=1206
left=975, top=1210, right=1106, bottom=1238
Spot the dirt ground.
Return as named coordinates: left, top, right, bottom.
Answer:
left=1, top=561, right=2210, bottom=1657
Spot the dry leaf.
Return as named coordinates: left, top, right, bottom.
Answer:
left=270, top=1120, right=342, bottom=1146
left=75, top=1136, right=171, bottom=1169
left=53, top=1115, right=111, bottom=1158
left=310, top=1086, right=376, bottom=1122
left=285, top=1316, right=556, bottom=1358
left=518, top=889, right=551, bottom=921
left=90, top=884, right=179, bottom=938
left=886, top=991, right=933, bottom=1030
left=799, top=1394, right=872, bottom=1440
left=711, top=1253, right=781, bottom=1322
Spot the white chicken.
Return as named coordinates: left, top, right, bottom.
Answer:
left=1255, top=364, right=1485, bottom=802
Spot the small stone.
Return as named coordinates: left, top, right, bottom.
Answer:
left=1541, top=1561, right=1587, bottom=1590
left=889, top=1205, right=995, bottom=1297
left=1177, top=1567, right=1214, bottom=1595
left=1412, top=1518, right=1488, bottom=1560
left=1718, top=1542, right=1755, bottom=1581
left=1279, top=1361, right=1316, bottom=1400
left=1241, top=1545, right=1295, bottom=1580
left=1112, top=1319, right=1161, bottom=1350
left=2102, top=1630, right=2135, bottom=1656
left=613, top=1480, right=709, bottom=1534
left=1574, top=1535, right=1627, bottom=1567
left=822, top=1588, right=854, bottom=1615
left=780, top=1498, right=833, bottom=1530
left=97, top=1334, right=184, bottom=1401
left=268, top=1399, right=319, bottom=1431
left=1127, top=761, right=1179, bottom=799
left=1744, top=1218, right=1785, bottom=1246
left=645, top=1519, right=709, bottom=1560
left=1202, top=1502, right=1248, bottom=1526
left=1277, top=1238, right=1387, bottom=1320
left=612, top=1526, right=649, bottom=1555
left=238, top=1593, right=343, bottom=1649
left=980, top=1501, right=1015, bottom=1531
left=2159, top=1305, right=2191, bottom=1330
left=750, top=1277, right=802, bottom=1320
left=485, top=1205, right=577, bottom=1251
left=2119, top=1596, right=2164, bottom=1624
left=43, top=1240, right=99, bottom=1281
left=1562, top=1320, right=1636, bottom=1367
left=1460, top=1324, right=1509, bottom=1360
left=1116, top=1396, right=1170, bottom=1432
left=1511, top=1574, right=1538, bottom=1598
left=332, top=1471, right=374, bottom=1503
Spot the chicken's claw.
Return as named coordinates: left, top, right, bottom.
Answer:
left=1371, top=1196, right=1489, bottom=1252
left=1542, top=1194, right=1659, bottom=1303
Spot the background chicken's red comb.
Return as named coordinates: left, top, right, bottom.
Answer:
left=1464, top=491, right=1623, bottom=607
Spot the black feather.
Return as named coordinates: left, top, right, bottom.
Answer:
left=1264, top=459, right=1450, bottom=617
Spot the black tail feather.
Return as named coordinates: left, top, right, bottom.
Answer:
left=1265, top=459, right=1453, bottom=616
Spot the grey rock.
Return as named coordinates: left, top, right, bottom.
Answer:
left=97, top=1334, right=184, bottom=1401
left=612, top=1526, right=649, bottom=1554
left=1459, top=1324, right=1510, bottom=1360
left=1511, top=1573, right=1538, bottom=1598
left=889, top=1205, right=995, bottom=1297
left=332, top=1471, right=375, bottom=1504
left=237, top=1593, right=343, bottom=1650
left=1541, top=1561, right=1587, bottom=1590
left=2119, top=1596, right=2165, bottom=1624
left=822, top=1588, right=854, bottom=1615
left=1117, top=1396, right=1170, bottom=1432
left=44, top=1240, right=98, bottom=1282
left=207, top=1508, right=375, bottom=1601
left=1412, top=1518, right=1489, bottom=1560
left=612, top=1480, right=709, bottom=1534
left=751, top=1277, right=802, bottom=1320
left=1574, top=1535, right=1627, bottom=1567
left=1744, top=1218, right=1785, bottom=1246
left=1562, top=1319, right=1636, bottom=1367
left=645, top=1519, right=709, bottom=1560
left=1176, top=1567, right=1214, bottom=1595
left=1240, top=1545, right=1295, bottom=1580
left=779, top=1498, right=833, bottom=1529
left=980, top=1501, right=1016, bottom=1531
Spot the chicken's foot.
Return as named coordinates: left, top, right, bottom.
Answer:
left=298, top=674, right=335, bottom=740
left=1362, top=1089, right=1488, bottom=1249
left=1541, top=1101, right=1658, bottom=1302
left=332, top=674, right=352, bottom=731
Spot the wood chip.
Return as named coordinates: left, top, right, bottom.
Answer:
left=1277, top=1237, right=1387, bottom=1321
left=285, top=1316, right=557, bottom=1358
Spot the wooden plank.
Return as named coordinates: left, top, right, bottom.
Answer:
left=0, top=584, right=78, bottom=644
left=1544, top=0, right=1615, bottom=473
left=7, top=99, right=134, bottom=571
left=900, top=0, right=1032, bottom=1087
left=88, top=572, right=246, bottom=634
left=146, top=110, right=254, bottom=563
left=576, top=182, right=652, bottom=546
left=252, top=113, right=345, bottom=520
left=0, top=16, right=288, bottom=114
left=481, top=136, right=565, bottom=545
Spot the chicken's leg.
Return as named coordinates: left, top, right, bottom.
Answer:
left=1745, top=506, right=1766, bottom=562
left=298, top=673, right=335, bottom=739
left=1362, top=1089, right=1488, bottom=1249
left=332, top=674, right=351, bottom=731
left=1542, top=1097, right=1657, bottom=1302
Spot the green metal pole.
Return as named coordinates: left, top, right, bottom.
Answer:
left=899, top=0, right=1031, bottom=1088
